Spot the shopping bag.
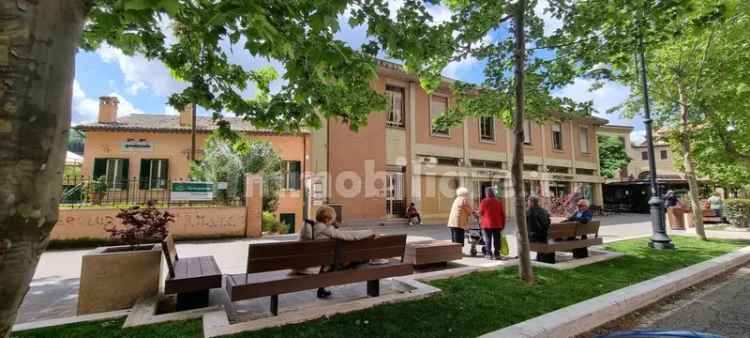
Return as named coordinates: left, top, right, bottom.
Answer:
left=500, top=233, right=510, bottom=256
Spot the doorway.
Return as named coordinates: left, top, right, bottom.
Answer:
left=386, top=171, right=405, bottom=217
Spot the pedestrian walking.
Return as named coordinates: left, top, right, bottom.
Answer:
left=447, top=187, right=472, bottom=245
left=479, top=187, right=506, bottom=260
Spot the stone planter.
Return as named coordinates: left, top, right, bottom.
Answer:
left=78, top=244, right=163, bottom=315
left=667, top=207, right=687, bottom=230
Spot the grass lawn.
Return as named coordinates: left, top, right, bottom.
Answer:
left=13, top=236, right=748, bottom=338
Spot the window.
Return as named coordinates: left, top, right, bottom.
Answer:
left=279, top=213, right=296, bottom=233
left=479, top=116, right=495, bottom=142
left=282, top=161, right=301, bottom=190
left=552, top=123, right=563, bottom=150
left=579, top=126, right=590, bottom=153
left=523, top=120, right=532, bottom=145
left=576, top=168, right=596, bottom=175
left=471, top=159, right=504, bottom=169
left=618, top=136, right=626, bottom=145
left=430, top=95, right=449, bottom=136
left=641, top=151, right=648, bottom=160
left=523, top=164, right=540, bottom=171
left=660, top=150, right=668, bottom=160
left=436, top=157, right=460, bottom=166
left=385, top=85, right=405, bottom=127
left=92, top=158, right=129, bottom=190
left=139, top=159, right=168, bottom=189
left=547, top=166, right=570, bottom=174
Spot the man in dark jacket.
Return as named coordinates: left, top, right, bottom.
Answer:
left=527, top=196, right=551, bottom=243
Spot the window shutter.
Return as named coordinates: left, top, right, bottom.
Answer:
left=290, top=161, right=301, bottom=189
left=139, top=160, right=150, bottom=189
left=93, top=159, right=106, bottom=179
left=121, top=159, right=129, bottom=190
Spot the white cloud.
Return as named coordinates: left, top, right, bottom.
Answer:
left=71, top=80, right=100, bottom=124
left=164, top=105, right=180, bottom=115
left=553, top=77, right=633, bottom=125
left=630, top=130, right=646, bottom=145
left=535, top=0, right=563, bottom=37
left=97, top=44, right=187, bottom=97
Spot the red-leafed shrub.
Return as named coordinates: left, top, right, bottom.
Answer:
left=106, top=200, right=174, bottom=249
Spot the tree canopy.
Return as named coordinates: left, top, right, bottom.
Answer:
left=598, top=136, right=631, bottom=179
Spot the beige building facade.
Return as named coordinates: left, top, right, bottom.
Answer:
left=76, top=98, right=309, bottom=230
left=598, top=124, right=684, bottom=182
left=309, top=60, right=608, bottom=223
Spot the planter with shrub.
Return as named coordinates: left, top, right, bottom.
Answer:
left=261, top=211, right=288, bottom=234
left=725, top=199, right=750, bottom=228
left=77, top=201, right=174, bottom=314
left=86, top=175, right=108, bottom=205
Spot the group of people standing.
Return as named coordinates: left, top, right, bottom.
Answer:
left=448, top=186, right=594, bottom=259
left=447, top=187, right=507, bottom=260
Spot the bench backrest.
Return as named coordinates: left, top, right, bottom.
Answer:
left=247, top=240, right=337, bottom=273
left=162, top=234, right=178, bottom=278
left=547, top=221, right=600, bottom=240
left=246, top=234, right=408, bottom=273
left=337, top=234, right=407, bottom=266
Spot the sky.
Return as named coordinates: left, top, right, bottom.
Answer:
left=71, top=1, right=646, bottom=144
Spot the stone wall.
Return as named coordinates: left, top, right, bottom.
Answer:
left=51, top=207, right=248, bottom=240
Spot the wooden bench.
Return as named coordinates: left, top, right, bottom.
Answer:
left=225, top=234, right=413, bottom=316
left=405, top=240, right=463, bottom=268
left=162, top=234, right=222, bottom=310
left=529, top=221, right=602, bottom=264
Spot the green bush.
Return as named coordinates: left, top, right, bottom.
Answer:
left=725, top=199, right=750, bottom=227
left=262, top=211, right=288, bottom=234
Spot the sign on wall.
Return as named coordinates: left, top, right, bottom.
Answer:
left=171, top=182, right=214, bottom=201
left=122, top=138, right=153, bottom=152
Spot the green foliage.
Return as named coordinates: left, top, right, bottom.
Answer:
left=597, top=136, right=631, bottom=178
left=261, top=211, right=288, bottom=234
left=17, top=236, right=747, bottom=338
left=87, top=175, right=108, bottom=194
left=191, top=130, right=283, bottom=212
left=725, top=199, right=750, bottom=227
left=64, top=165, right=81, bottom=177
left=81, top=0, right=405, bottom=132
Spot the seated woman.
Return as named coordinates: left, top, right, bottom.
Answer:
left=406, top=203, right=421, bottom=225
left=297, top=205, right=375, bottom=299
left=567, top=199, right=593, bottom=224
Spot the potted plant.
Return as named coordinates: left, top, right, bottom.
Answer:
left=86, top=175, right=108, bottom=205
left=77, top=201, right=175, bottom=315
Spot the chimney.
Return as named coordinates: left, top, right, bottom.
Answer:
left=180, top=103, right=195, bottom=127
left=98, top=96, right=119, bottom=123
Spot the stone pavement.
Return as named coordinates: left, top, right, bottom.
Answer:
left=16, top=213, right=654, bottom=324
left=626, top=265, right=750, bottom=338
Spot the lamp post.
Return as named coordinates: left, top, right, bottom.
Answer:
left=637, top=33, right=674, bottom=250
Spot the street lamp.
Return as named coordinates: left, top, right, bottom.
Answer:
left=637, top=33, right=674, bottom=250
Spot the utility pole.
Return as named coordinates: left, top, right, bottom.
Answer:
left=190, top=103, right=197, bottom=162
left=638, top=33, right=674, bottom=250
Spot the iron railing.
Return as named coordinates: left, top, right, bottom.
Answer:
left=61, top=176, right=244, bottom=208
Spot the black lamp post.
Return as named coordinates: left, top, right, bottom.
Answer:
left=637, top=33, right=674, bottom=250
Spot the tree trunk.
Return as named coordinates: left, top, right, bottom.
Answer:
left=0, top=2, right=86, bottom=336
left=677, top=86, right=706, bottom=240
left=511, top=0, right=534, bottom=283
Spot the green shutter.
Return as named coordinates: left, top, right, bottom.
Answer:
left=162, top=160, right=169, bottom=189
left=93, top=159, right=106, bottom=179
left=139, top=159, right=150, bottom=189
left=290, top=161, right=301, bottom=189
left=121, top=159, right=129, bottom=190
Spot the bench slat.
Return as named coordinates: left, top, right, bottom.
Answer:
left=548, top=222, right=577, bottom=239
left=530, top=238, right=603, bottom=253
left=337, top=235, right=407, bottom=265
left=165, top=256, right=223, bottom=294
left=227, top=262, right=413, bottom=301
left=247, top=241, right=336, bottom=273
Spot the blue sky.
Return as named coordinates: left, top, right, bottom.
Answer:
left=71, top=1, right=645, bottom=143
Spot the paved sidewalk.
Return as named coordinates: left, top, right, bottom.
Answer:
left=17, top=213, right=653, bottom=324
left=627, top=265, right=750, bottom=337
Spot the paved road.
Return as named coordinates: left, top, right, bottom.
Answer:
left=625, top=265, right=750, bottom=338
left=16, top=213, right=653, bottom=324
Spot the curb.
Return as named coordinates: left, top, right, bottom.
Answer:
left=479, top=245, right=750, bottom=338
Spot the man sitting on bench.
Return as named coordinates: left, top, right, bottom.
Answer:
left=297, top=205, right=375, bottom=299
left=567, top=199, right=593, bottom=224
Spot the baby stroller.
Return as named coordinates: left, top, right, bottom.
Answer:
left=467, top=214, right=487, bottom=257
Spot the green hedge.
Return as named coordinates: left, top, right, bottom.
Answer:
left=725, top=199, right=750, bottom=227
left=262, top=211, right=288, bottom=234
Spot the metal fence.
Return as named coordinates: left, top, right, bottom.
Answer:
left=61, top=176, right=244, bottom=208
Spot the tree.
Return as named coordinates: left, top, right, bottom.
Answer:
left=0, top=0, right=421, bottom=333
left=378, top=0, right=595, bottom=283
left=549, top=0, right=724, bottom=241
left=191, top=132, right=283, bottom=212
left=598, top=136, right=631, bottom=179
